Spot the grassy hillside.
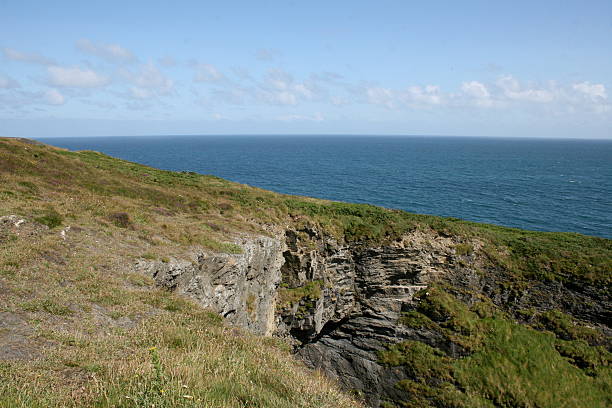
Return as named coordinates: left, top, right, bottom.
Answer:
left=0, top=137, right=610, bottom=407
left=0, top=138, right=360, bottom=407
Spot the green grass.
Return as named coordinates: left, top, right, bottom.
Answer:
left=384, top=287, right=611, bottom=408
left=278, top=281, right=323, bottom=308
left=535, top=309, right=604, bottom=344
left=34, top=209, right=63, bottom=229
left=20, top=298, right=73, bottom=316
left=454, top=318, right=610, bottom=408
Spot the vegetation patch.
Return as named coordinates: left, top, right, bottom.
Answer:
left=278, top=281, right=323, bottom=308
left=454, top=242, right=473, bottom=256
left=34, top=209, right=63, bottom=229
left=108, top=212, right=132, bottom=229
left=385, top=287, right=611, bottom=408
left=535, top=309, right=604, bottom=344
left=21, top=298, right=73, bottom=316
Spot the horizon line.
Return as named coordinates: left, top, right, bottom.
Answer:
left=30, top=133, right=612, bottom=141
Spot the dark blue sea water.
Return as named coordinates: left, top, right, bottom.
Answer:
left=39, top=136, right=612, bottom=239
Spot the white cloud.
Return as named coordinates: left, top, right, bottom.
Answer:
left=2, top=47, right=55, bottom=65
left=258, top=89, right=299, bottom=106
left=331, top=96, right=349, bottom=106
left=255, top=48, right=281, bottom=62
left=276, top=112, right=324, bottom=122
left=496, top=75, right=555, bottom=103
left=360, top=76, right=611, bottom=114
left=193, top=63, right=224, bottom=82
left=158, top=56, right=177, bottom=67
left=366, top=87, right=395, bottom=108
left=192, top=67, right=330, bottom=108
left=310, top=71, right=344, bottom=83
left=365, top=84, right=443, bottom=109
left=230, top=67, right=253, bottom=81
left=256, top=69, right=319, bottom=105
left=572, top=82, right=607, bottom=100
left=117, top=62, right=174, bottom=100
left=47, top=66, right=110, bottom=88
left=44, top=89, right=65, bottom=105
left=461, top=81, right=490, bottom=99
left=403, top=85, right=443, bottom=106
left=0, top=75, right=20, bottom=89
left=76, top=39, right=136, bottom=63
left=264, top=69, right=293, bottom=90
left=570, top=82, right=610, bottom=113
left=460, top=81, right=493, bottom=107
left=81, top=99, right=116, bottom=109
left=0, top=88, right=66, bottom=110
left=293, top=83, right=314, bottom=99
left=129, top=87, right=153, bottom=100
left=211, top=88, right=247, bottom=105
left=133, top=63, right=172, bottom=90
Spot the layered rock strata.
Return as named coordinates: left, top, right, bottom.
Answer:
left=136, top=227, right=609, bottom=407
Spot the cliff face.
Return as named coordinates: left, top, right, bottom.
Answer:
left=136, top=235, right=284, bottom=336
left=137, top=225, right=610, bottom=407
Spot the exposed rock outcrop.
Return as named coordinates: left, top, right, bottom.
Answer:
left=277, top=229, right=466, bottom=406
left=136, top=235, right=284, bottom=336
left=136, top=226, right=610, bottom=407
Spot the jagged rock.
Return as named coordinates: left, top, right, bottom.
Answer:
left=135, top=235, right=283, bottom=336
left=136, top=226, right=610, bottom=407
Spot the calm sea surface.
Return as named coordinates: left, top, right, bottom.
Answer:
left=39, top=136, right=612, bottom=239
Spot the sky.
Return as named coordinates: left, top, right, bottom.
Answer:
left=0, top=1, right=611, bottom=138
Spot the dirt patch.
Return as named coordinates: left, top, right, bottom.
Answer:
left=0, top=311, right=40, bottom=361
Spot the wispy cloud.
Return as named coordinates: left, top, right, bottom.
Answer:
left=254, top=48, right=282, bottom=62
left=276, top=112, right=324, bottom=122
left=365, top=85, right=443, bottom=109
left=2, top=47, right=55, bottom=65
left=255, top=69, right=324, bottom=106
left=572, top=82, right=607, bottom=100
left=496, top=75, right=555, bottom=103
left=3, top=40, right=608, bottom=124
left=0, top=75, right=20, bottom=89
left=47, top=66, right=110, bottom=88
left=119, top=62, right=174, bottom=100
left=366, top=87, right=395, bottom=109
left=158, top=56, right=177, bottom=67
left=362, top=75, right=610, bottom=114
left=44, top=89, right=65, bottom=105
left=193, top=63, right=225, bottom=82
left=76, top=39, right=136, bottom=64
left=0, top=88, right=66, bottom=111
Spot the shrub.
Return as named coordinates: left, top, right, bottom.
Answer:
left=35, top=210, right=63, bottom=229
left=108, top=212, right=132, bottom=229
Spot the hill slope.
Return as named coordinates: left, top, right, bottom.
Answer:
left=0, top=137, right=610, bottom=407
left=0, top=138, right=360, bottom=407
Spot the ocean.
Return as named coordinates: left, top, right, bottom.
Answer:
left=38, top=135, right=612, bottom=239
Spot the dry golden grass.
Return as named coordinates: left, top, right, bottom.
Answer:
left=0, top=138, right=361, bottom=407
left=0, top=212, right=360, bottom=407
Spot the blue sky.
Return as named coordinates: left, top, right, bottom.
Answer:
left=1, top=1, right=611, bottom=138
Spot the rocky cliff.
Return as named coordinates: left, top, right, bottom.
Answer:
left=137, top=224, right=611, bottom=407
